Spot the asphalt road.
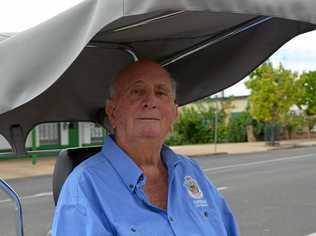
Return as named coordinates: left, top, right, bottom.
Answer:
left=0, top=146, right=316, bottom=236
left=195, top=146, right=316, bottom=236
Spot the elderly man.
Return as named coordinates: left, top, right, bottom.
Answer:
left=52, top=59, right=239, bottom=235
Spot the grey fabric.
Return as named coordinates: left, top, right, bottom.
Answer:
left=124, top=0, right=316, bottom=24
left=53, top=147, right=102, bottom=205
left=0, top=0, right=124, bottom=115
left=0, top=33, right=14, bottom=42
left=0, top=1, right=316, bottom=153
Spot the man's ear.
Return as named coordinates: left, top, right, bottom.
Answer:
left=175, top=104, right=179, bottom=119
left=105, top=99, right=116, bottom=129
left=169, top=103, right=178, bottom=133
left=172, top=103, right=179, bottom=125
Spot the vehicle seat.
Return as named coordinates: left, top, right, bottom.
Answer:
left=52, top=146, right=102, bottom=205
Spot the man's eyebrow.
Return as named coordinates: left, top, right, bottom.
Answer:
left=125, top=80, right=145, bottom=90
left=124, top=80, right=171, bottom=92
left=157, top=84, right=171, bottom=91
left=157, top=84, right=169, bottom=88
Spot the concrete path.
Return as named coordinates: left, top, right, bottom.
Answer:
left=1, top=139, right=316, bottom=180
left=0, top=158, right=55, bottom=180
left=172, top=139, right=316, bottom=156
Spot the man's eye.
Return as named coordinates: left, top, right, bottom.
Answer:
left=131, top=89, right=140, bottom=95
left=157, top=91, right=167, bottom=96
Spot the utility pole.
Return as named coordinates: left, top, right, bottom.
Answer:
left=214, top=95, right=218, bottom=153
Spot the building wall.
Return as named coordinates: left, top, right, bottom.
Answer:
left=0, top=135, right=11, bottom=150
left=229, top=98, right=248, bottom=113
left=79, top=122, right=92, bottom=146
left=0, top=122, right=107, bottom=151
left=183, top=96, right=249, bottom=114
left=60, top=122, right=69, bottom=146
left=207, top=96, right=248, bottom=113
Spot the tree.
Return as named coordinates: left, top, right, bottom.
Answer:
left=296, top=71, right=316, bottom=136
left=245, top=62, right=298, bottom=144
left=297, top=71, right=316, bottom=115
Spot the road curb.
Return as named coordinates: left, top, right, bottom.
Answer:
left=190, top=152, right=228, bottom=157
left=270, top=143, right=316, bottom=151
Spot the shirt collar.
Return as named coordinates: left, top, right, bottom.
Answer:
left=101, top=135, right=183, bottom=192
left=101, top=135, right=143, bottom=192
left=161, top=144, right=182, bottom=169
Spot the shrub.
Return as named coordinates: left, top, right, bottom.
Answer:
left=227, top=112, right=252, bottom=142
left=252, top=119, right=265, bottom=141
left=166, top=104, right=226, bottom=145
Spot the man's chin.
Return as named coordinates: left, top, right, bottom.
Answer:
left=137, top=131, right=162, bottom=140
left=140, top=133, right=161, bottom=139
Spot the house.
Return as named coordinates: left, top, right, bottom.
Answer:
left=183, top=95, right=249, bottom=117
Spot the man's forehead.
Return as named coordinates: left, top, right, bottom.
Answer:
left=126, top=79, right=171, bottom=89
left=115, top=60, right=172, bottom=88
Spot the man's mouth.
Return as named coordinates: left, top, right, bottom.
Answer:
left=137, top=118, right=160, bottom=121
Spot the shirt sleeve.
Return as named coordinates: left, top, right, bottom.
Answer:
left=51, top=170, right=114, bottom=236
left=52, top=203, right=113, bottom=236
left=213, top=190, right=240, bottom=236
left=189, top=158, right=240, bottom=236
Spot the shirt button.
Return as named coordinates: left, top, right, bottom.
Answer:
left=129, top=184, right=134, bottom=189
left=168, top=216, right=174, bottom=222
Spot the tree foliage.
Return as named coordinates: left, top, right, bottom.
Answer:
left=227, top=112, right=252, bottom=142
left=165, top=104, right=227, bottom=145
left=296, top=71, right=316, bottom=115
left=245, top=62, right=298, bottom=123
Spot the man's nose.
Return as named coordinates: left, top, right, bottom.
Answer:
left=143, top=91, right=158, bottom=109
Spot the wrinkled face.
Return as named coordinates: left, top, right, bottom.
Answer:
left=106, top=61, right=178, bottom=143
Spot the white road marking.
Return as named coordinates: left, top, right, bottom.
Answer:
left=0, top=191, right=52, bottom=205
left=22, top=192, right=53, bottom=200
left=217, top=186, right=228, bottom=191
left=306, top=233, right=316, bottom=236
left=0, top=199, right=11, bottom=204
left=203, top=153, right=315, bottom=173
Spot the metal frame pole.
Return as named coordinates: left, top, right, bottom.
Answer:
left=89, top=14, right=271, bottom=67
left=0, top=178, right=24, bottom=236
left=110, top=10, right=186, bottom=32
left=86, top=42, right=139, bottom=62
left=161, top=16, right=272, bottom=67
left=214, top=95, right=218, bottom=153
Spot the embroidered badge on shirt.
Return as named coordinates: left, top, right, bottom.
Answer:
left=183, top=176, right=204, bottom=199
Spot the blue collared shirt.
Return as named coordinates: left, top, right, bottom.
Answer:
left=52, top=136, right=239, bottom=236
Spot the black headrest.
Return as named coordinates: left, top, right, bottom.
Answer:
left=52, top=146, right=102, bottom=205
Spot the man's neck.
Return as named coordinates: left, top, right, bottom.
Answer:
left=114, top=134, right=169, bottom=210
left=115, top=135, right=164, bottom=168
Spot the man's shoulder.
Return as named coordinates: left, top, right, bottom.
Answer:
left=172, top=152, right=201, bottom=169
left=65, top=150, right=108, bottom=184
left=58, top=151, right=110, bottom=200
